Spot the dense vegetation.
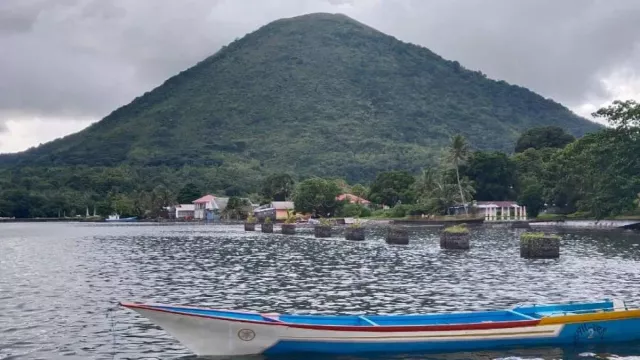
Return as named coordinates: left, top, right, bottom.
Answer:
left=1, top=13, right=628, bottom=220
left=0, top=13, right=598, bottom=181
left=0, top=99, right=635, bottom=219
left=289, top=100, right=640, bottom=220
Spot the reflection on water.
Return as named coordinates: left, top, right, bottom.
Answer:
left=1, top=222, right=639, bottom=359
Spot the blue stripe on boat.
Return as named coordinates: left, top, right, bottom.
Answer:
left=263, top=318, right=640, bottom=355
left=145, top=300, right=618, bottom=327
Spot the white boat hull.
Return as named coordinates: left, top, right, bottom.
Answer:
left=121, top=300, right=640, bottom=356
left=128, top=306, right=563, bottom=356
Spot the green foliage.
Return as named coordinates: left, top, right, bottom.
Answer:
left=293, top=177, right=343, bottom=217
left=447, top=135, right=472, bottom=214
left=222, top=196, right=252, bottom=220
left=414, top=163, right=474, bottom=216
left=368, top=171, right=416, bottom=207
left=462, top=151, right=516, bottom=201
left=444, top=224, right=469, bottom=234
left=550, top=128, right=640, bottom=219
left=284, top=209, right=296, bottom=224
left=260, top=173, right=295, bottom=202
left=514, top=126, right=576, bottom=153
left=592, top=99, right=640, bottom=131
left=349, top=184, right=369, bottom=199
left=566, top=211, right=591, bottom=219
left=517, top=181, right=545, bottom=218
left=264, top=217, right=272, bottom=224
left=388, top=204, right=413, bottom=218
left=0, top=13, right=599, bottom=186
left=0, top=165, right=254, bottom=219
left=246, top=213, right=257, bottom=223
left=318, top=218, right=332, bottom=226
left=337, top=203, right=371, bottom=218
left=348, top=218, right=363, bottom=228
left=535, top=213, right=566, bottom=220
left=520, top=232, right=560, bottom=241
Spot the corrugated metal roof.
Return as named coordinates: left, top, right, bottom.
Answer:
left=193, top=195, right=215, bottom=204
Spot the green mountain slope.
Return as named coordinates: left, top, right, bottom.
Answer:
left=0, top=13, right=601, bottom=181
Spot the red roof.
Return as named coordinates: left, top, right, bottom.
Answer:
left=192, top=195, right=215, bottom=204
left=336, top=193, right=371, bottom=204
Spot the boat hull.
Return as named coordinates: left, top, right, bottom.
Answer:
left=105, top=217, right=137, bottom=222
left=123, top=304, right=640, bottom=356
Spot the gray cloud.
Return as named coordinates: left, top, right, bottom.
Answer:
left=1, top=0, right=639, bottom=131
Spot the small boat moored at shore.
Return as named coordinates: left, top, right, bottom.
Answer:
left=120, top=298, right=640, bottom=357
left=105, top=214, right=137, bottom=222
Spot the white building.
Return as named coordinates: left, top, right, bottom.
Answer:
left=476, top=201, right=527, bottom=220
left=174, top=204, right=195, bottom=219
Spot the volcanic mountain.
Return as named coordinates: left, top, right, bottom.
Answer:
left=0, top=13, right=601, bottom=181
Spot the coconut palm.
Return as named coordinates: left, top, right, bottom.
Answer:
left=414, top=167, right=459, bottom=215
left=447, top=135, right=471, bottom=215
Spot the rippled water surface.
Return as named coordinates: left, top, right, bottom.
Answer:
left=1, top=222, right=640, bottom=360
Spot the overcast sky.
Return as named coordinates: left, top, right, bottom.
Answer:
left=1, top=0, right=639, bottom=153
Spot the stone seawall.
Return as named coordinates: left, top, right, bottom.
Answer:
left=530, top=220, right=640, bottom=230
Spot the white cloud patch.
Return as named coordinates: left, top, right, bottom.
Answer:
left=0, top=117, right=96, bottom=153
left=0, top=0, right=639, bottom=152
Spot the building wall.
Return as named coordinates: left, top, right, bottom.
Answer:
left=176, top=210, right=194, bottom=219
left=275, top=209, right=289, bottom=220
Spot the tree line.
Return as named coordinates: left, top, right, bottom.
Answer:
left=0, top=100, right=638, bottom=220
left=273, top=100, right=640, bottom=220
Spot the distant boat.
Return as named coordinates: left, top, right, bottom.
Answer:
left=120, top=298, right=640, bottom=357
left=105, top=214, right=137, bottom=222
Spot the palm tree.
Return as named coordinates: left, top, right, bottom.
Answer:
left=448, top=135, right=471, bottom=215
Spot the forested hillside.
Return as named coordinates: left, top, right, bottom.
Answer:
left=0, top=13, right=599, bottom=181
left=0, top=13, right=608, bottom=218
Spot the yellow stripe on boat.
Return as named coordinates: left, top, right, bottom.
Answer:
left=538, top=309, right=640, bottom=325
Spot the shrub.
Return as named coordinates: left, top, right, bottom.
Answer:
left=536, top=213, right=566, bottom=221
left=246, top=214, right=256, bottom=223
left=370, top=209, right=391, bottom=218
left=443, top=224, right=469, bottom=234
left=520, top=232, right=560, bottom=242
left=338, top=203, right=372, bottom=218
left=349, top=218, right=362, bottom=228
left=284, top=209, right=296, bottom=224
left=389, top=204, right=411, bottom=218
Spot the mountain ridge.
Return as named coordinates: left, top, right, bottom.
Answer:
left=0, top=12, right=601, bottom=182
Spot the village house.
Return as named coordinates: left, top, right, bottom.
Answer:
left=448, top=201, right=526, bottom=220
left=271, top=201, right=295, bottom=221
left=475, top=201, right=526, bottom=220
left=253, top=201, right=295, bottom=222
left=193, top=195, right=227, bottom=220
left=193, top=194, right=258, bottom=220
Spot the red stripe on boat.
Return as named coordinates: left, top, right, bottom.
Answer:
left=119, top=303, right=541, bottom=332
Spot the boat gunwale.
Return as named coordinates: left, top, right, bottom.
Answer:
left=119, top=302, right=542, bottom=332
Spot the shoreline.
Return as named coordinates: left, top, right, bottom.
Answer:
left=2, top=217, right=639, bottom=231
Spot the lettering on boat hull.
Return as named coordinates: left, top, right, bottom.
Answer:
left=574, top=324, right=606, bottom=344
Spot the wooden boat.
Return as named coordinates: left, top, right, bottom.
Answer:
left=120, top=299, right=640, bottom=357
